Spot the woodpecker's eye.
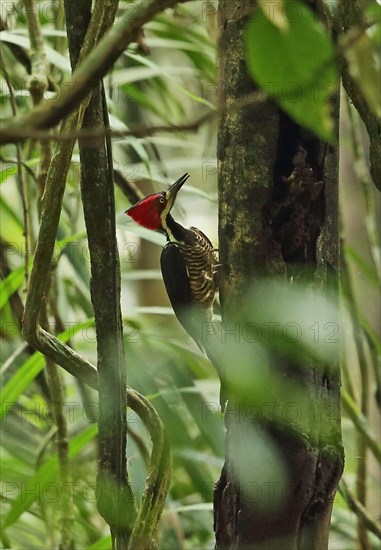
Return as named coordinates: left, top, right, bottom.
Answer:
left=159, top=196, right=165, bottom=204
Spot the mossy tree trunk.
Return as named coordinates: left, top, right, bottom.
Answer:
left=214, top=1, right=344, bottom=548
left=65, top=1, right=136, bottom=547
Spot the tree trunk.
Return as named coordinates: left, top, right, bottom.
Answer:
left=65, top=1, right=136, bottom=547
left=214, top=1, right=344, bottom=548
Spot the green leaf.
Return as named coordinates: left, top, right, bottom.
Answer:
left=0, top=351, right=45, bottom=417
left=123, top=269, right=162, bottom=281
left=113, top=65, right=197, bottom=85
left=120, top=218, right=166, bottom=246
left=56, top=232, right=87, bottom=251
left=0, top=319, right=94, bottom=422
left=0, top=164, right=17, bottom=184
left=172, top=80, right=214, bottom=108
left=122, top=51, right=214, bottom=108
left=145, top=36, right=214, bottom=55
left=258, top=0, right=288, bottom=30
left=358, top=312, right=381, bottom=356
left=118, top=82, right=173, bottom=122
left=174, top=448, right=224, bottom=468
left=345, top=245, right=380, bottom=286
left=366, top=1, right=381, bottom=46
left=0, top=234, right=86, bottom=312
left=140, top=136, right=201, bottom=150
left=88, top=536, right=113, bottom=550
left=0, top=265, right=25, bottom=310
left=172, top=502, right=213, bottom=513
left=2, top=423, right=98, bottom=528
left=342, top=390, right=381, bottom=463
left=0, top=31, right=70, bottom=72
left=0, top=158, right=40, bottom=185
left=0, top=195, right=24, bottom=244
left=246, top=0, right=338, bottom=141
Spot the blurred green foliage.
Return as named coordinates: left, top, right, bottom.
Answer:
left=1, top=1, right=380, bottom=549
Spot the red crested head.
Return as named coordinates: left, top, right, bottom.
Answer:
left=125, top=173, right=190, bottom=232
left=125, top=192, right=165, bottom=230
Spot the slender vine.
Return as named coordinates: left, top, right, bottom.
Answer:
left=23, top=2, right=75, bottom=546
left=0, top=0, right=191, bottom=144
left=22, top=105, right=172, bottom=548
left=0, top=61, right=31, bottom=286
left=21, top=1, right=173, bottom=547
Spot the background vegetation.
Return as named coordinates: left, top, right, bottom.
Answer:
left=0, top=0, right=380, bottom=548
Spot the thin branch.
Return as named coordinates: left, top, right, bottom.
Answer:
left=0, top=111, right=213, bottom=142
left=0, top=90, right=264, bottom=144
left=24, top=108, right=74, bottom=550
left=339, top=478, right=381, bottom=540
left=0, top=61, right=32, bottom=286
left=341, top=390, right=381, bottom=464
left=113, top=169, right=144, bottom=205
left=22, top=323, right=172, bottom=550
left=0, top=0, right=192, bottom=144
left=24, top=0, right=49, bottom=104
left=0, top=14, right=31, bottom=73
left=23, top=0, right=129, bottom=340
left=0, top=343, right=29, bottom=376
left=21, top=0, right=174, bottom=547
left=127, top=391, right=171, bottom=550
left=344, top=91, right=378, bottom=548
left=42, top=316, right=75, bottom=550
left=80, top=66, right=135, bottom=550
left=337, top=0, right=381, bottom=191
left=127, top=426, right=150, bottom=467
left=52, top=0, right=66, bottom=60
left=24, top=0, right=52, bottom=214
left=344, top=95, right=381, bottom=280
left=22, top=111, right=86, bottom=387
left=65, top=2, right=137, bottom=546
left=0, top=155, right=38, bottom=182
left=341, top=63, right=381, bottom=192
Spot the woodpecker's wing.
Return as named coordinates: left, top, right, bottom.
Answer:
left=161, top=241, right=226, bottom=407
left=160, top=242, right=203, bottom=349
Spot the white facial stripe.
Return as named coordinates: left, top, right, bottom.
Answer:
left=160, top=192, right=175, bottom=222
left=160, top=193, right=176, bottom=240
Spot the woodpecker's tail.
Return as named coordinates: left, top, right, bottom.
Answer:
left=195, top=320, right=228, bottom=411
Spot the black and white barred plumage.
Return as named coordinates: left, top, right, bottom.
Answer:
left=160, top=217, right=219, bottom=350
left=177, top=227, right=218, bottom=313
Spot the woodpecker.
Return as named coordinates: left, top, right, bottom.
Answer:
left=125, top=173, right=219, bottom=352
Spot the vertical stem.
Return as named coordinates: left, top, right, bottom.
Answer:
left=343, top=94, right=372, bottom=550
left=24, top=0, right=49, bottom=104
left=0, top=61, right=31, bottom=286
left=53, top=0, right=67, bottom=58
left=24, top=0, right=47, bottom=63
left=338, top=0, right=381, bottom=189
left=24, top=2, right=74, bottom=547
left=63, top=1, right=137, bottom=546
left=42, top=313, right=75, bottom=550
left=79, top=80, right=136, bottom=549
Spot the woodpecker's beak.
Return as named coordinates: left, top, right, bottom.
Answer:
left=165, top=173, right=190, bottom=205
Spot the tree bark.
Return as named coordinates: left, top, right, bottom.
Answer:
left=65, top=1, right=136, bottom=547
left=214, top=1, right=344, bottom=548
left=79, top=84, right=136, bottom=548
